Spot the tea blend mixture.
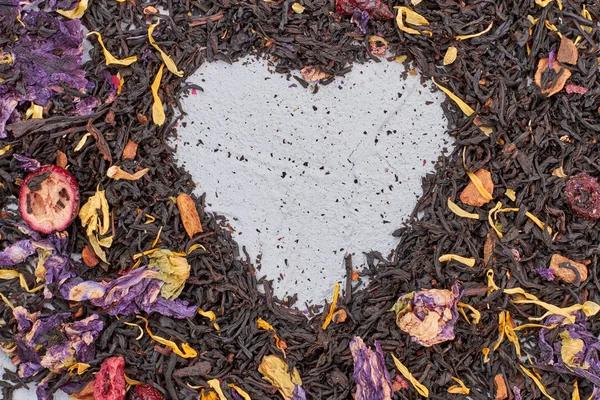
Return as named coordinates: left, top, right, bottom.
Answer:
left=1, top=0, right=600, bottom=400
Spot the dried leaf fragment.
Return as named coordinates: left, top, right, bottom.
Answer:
left=460, top=169, right=494, bottom=207
left=176, top=193, right=203, bottom=238
left=122, top=140, right=138, bottom=160
left=549, top=254, right=588, bottom=284
left=82, top=245, right=99, bottom=267
left=494, top=374, right=508, bottom=400
left=557, top=36, right=578, bottom=65
left=534, top=57, right=571, bottom=97
left=483, top=234, right=495, bottom=267
left=443, top=46, right=457, bottom=65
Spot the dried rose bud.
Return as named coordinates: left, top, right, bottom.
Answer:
left=565, top=172, right=600, bottom=221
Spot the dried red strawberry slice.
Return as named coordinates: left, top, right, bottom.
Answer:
left=126, top=384, right=165, bottom=400
left=94, top=357, right=126, bottom=400
left=566, top=172, right=600, bottom=221
left=18, top=165, right=80, bottom=234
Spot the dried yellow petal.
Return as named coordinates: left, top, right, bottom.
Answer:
left=137, top=316, right=197, bottom=358
left=0, top=269, right=44, bottom=293
left=57, top=0, right=88, bottom=19
left=107, top=166, right=149, bottom=181
left=79, top=190, right=112, bottom=263
left=391, top=354, right=429, bottom=398
left=486, top=269, right=500, bottom=295
left=25, top=103, right=43, bottom=119
left=552, top=167, right=567, bottom=178
left=457, top=302, right=480, bottom=324
left=447, top=198, right=479, bottom=219
left=74, top=133, right=91, bottom=152
left=573, top=381, right=580, bottom=400
left=505, top=189, right=516, bottom=201
left=123, top=322, right=144, bottom=340
left=322, top=283, right=340, bottom=330
left=199, top=309, right=220, bottom=330
left=482, top=347, right=490, bottom=363
left=456, top=21, right=493, bottom=40
left=258, top=355, right=303, bottom=400
left=116, top=72, right=125, bottom=95
left=519, top=365, right=556, bottom=400
left=432, top=77, right=492, bottom=135
left=87, top=32, right=137, bottom=66
left=207, top=380, right=228, bottom=400
left=443, top=46, right=458, bottom=65
left=513, top=323, right=556, bottom=331
left=448, top=377, right=470, bottom=395
left=467, top=170, right=494, bottom=201
left=124, top=374, right=142, bottom=386
left=394, top=6, right=429, bottom=36
left=146, top=249, right=190, bottom=300
left=148, top=22, right=184, bottom=77
left=258, top=318, right=275, bottom=331
left=560, top=331, right=587, bottom=369
left=535, top=0, right=553, bottom=7
left=438, top=254, right=475, bottom=267
left=151, top=63, right=166, bottom=126
left=0, top=144, right=12, bottom=156
left=67, top=363, right=90, bottom=375
left=488, top=202, right=504, bottom=238
left=493, top=311, right=521, bottom=356
left=291, top=2, right=304, bottom=13
left=227, top=384, right=251, bottom=400
left=0, top=292, right=14, bottom=310
left=394, top=55, right=407, bottom=64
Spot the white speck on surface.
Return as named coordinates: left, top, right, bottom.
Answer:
left=175, top=56, right=449, bottom=307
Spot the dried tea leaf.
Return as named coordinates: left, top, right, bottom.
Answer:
left=107, top=166, right=149, bottom=181
left=460, top=169, right=494, bottom=207
left=557, top=36, right=578, bottom=65
left=447, top=377, right=470, bottom=395
left=394, top=6, right=429, bottom=35
left=176, top=193, right=203, bottom=238
left=549, top=254, right=588, bottom=284
left=534, top=57, right=571, bottom=97
left=443, top=46, right=458, bottom=65
left=519, top=365, right=556, bottom=400
left=432, top=78, right=492, bottom=135
left=291, top=2, right=305, bottom=13
left=122, top=140, right=138, bottom=160
left=87, top=121, right=112, bottom=163
left=494, top=374, right=508, bottom=400
left=438, top=254, right=475, bottom=267
left=82, top=245, right=99, bottom=267
left=137, top=316, right=197, bottom=358
left=151, top=64, right=166, bottom=126
left=148, top=22, right=184, bottom=77
left=483, top=234, right=495, bottom=267
left=391, top=354, right=429, bottom=397
left=57, top=0, right=88, bottom=19
left=447, top=198, right=479, bottom=219
left=55, top=150, right=67, bottom=168
left=456, top=21, right=493, bottom=40
left=322, top=283, right=340, bottom=330
left=87, top=32, right=137, bottom=66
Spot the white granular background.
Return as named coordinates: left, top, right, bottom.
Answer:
left=174, top=56, right=449, bottom=307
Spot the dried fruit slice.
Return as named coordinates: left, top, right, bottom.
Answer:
left=565, top=172, right=600, bottom=221
left=549, top=254, right=588, bottom=284
left=94, top=357, right=126, bottom=400
left=126, top=384, right=165, bottom=400
left=19, top=165, right=80, bottom=234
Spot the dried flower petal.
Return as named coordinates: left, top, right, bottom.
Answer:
left=463, top=169, right=494, bottom=205
left=147, top=249, right=190, bottom=300
left=505, top=188, right=516, bottom=201
left=87, top=32, right=137, bottom=66
left=258, top=355, right=306, bottom=400
left=291, top=2, right=304, bottom=13
left=322, top=283, right=340, bottom=330
left=148, top=22, right=184, bottom=77
left=447, top=376, right=470, bottom=395
left=519, top=365, right=556, bottom=400
left=79, top=190, right=112, bottom=263
left=227, top=384, right=251, bottom=400
left=549, top=254, right=588, bottom=285
left=137, top=316, right=197, bottom=358
left=106, top=166, right=149, bottom=181
left=447, top=198, right=479, bottom=219
left=456, top=21, right=493, bottom=40
left=151, top=64, right=166, bottom=126
left=391, top=354, right=429, bottom=397
left=443, top=46, right=458, bottom=65
left=394, top=7, right=430, bottom=35
left=438, top=254, right=476, bottom=267
left=349, top=336, right=393, bottom=400
left=300, top=66, right=328, bottom=83
left=57, top=0, right=88, bottom=19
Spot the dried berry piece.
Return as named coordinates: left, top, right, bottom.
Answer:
left=94, top=357, right=126, bottom=400
left=19, top=165, right=80, bottom=234
left=565, top=172, right=600, bottom=221
left=126, top=384, right=164, bottom=400
left=335, top=0, right=394, bottom=20
left=549, top=254, right=588, bottom=285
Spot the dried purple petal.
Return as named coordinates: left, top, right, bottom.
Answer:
left=352, top=9, right=370, bottom=34
left=13, top=154, right=41, bottom=171
left=15, top=337, right=42, bottom=378
left=64, top=314, right=104, bottom=362
left=40, top=340, right=75, bottom=373
left=74, top=96, right=100, bottom=116
left=0, top=239, right=37, bottom=266
left=349, top=336, right=393, bottom=400
left=533, top=267, right=556, bottom=281
left=566, top=172, right=600, bottom=221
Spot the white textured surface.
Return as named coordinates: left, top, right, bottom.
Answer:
left=175, top=56, right=449, bottom=307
